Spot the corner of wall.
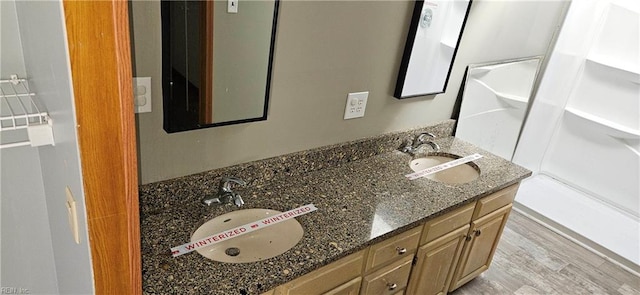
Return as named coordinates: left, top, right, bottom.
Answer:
left=14, top=1, right=94, bottom=293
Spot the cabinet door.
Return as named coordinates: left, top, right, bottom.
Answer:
left=449, top=204, right=512, bottom=291
left=406, top=225, right=469, bottom=295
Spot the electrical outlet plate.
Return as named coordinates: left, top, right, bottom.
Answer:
left=344, top=91, right=368, bottom=120
left=133, top=77, right=152, bottom=113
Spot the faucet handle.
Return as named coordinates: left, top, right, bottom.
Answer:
left=219, top=177, right=247, bottom=193
left=399, top=139, right=413, bottom=153
left=232, top=194, right=245, bottom=207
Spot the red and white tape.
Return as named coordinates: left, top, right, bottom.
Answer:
left=405, top=153, right=482, bottom=180
left=171, top=204, right=318, bottom=257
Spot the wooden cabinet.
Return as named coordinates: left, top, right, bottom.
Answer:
left=406, top=202, right=475, bottom=295
left=446, top=184, right=519, bottom=292
left=448, top=204, right=512, bottom=291
left=420, top=203, right=475, bottom=245
left=407, top=183, right=519, bottom=294
left=325, top=277, right=362, bottom=295
left=274, top=250, right=365, bottom=295
left=406, top=225, right=469, bottom=295
left=361, top=256, right=413, bottom=295
left=360, top=227, right=421, bottom=294
left=365, top=227, right=421, bottom=272
left=271, top=183, right=520, bottom=295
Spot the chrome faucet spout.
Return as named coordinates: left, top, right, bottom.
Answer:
left=424, top=141, right=440, bottom=151
left=202, top=177, right=247, bottom=207
left=218, top=177, right=246, bottom=193
left=412, top=132, right=436, bottom=148
left=401, top=132, right=440, bottom=154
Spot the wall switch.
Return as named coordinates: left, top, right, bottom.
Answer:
left=228, top=0, right=238, bottom=13
left=133, top=77, right=152, bottom=113
left=65, top=187, right=80, bottom=244
left=344, top=91, right=368, bottom=120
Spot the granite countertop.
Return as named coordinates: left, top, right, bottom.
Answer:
left=139, top=121, right=531, bottom=294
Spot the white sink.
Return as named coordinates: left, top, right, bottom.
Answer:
left=191, top=208, right=303, bottom=263
left=409, top=155, right=480, bottom=184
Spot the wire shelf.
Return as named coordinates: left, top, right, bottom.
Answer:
left=0, top=75, right=54, bottom=149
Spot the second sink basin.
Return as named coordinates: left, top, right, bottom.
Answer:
left=409, top=154, right=480, bottom=184
left=191, top=208, right=304, bottom=263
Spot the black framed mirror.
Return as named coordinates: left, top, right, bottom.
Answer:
left=161, top=0, right=279, bottom=133
left=395, top=0, right=471, bottom=99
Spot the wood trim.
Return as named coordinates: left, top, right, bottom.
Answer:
left=63, top=1, right=141, bottom=294
left=199, top=0, right=214, bottom=124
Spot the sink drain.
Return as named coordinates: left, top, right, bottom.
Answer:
left=225, top=247, right=241, bottom=257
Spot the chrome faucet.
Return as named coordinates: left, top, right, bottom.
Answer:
left=401, top=132, right=440, bottom=154
left=202, top=177, right=247, bottom=207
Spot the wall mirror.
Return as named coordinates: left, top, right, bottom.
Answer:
left=161, top=0, right=279, bottom=133
left=395, top=0, right=471, bottom=99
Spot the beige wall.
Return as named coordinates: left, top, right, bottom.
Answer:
left=132, top=0, right=568, bottom=184
left=213, top=0, right=273, bottom=122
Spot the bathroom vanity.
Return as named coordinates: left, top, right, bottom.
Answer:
left=139, top=120, right=531, bottom=294
left=267, top=184, right=518, bottom=295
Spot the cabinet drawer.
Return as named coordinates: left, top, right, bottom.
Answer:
left=276, top=250, right=365, bottom=295
left=472, top=184, right=519, bottom=220
left=420, top=202, right=475, bottom=245
left=324, top=277, right=361, bottom=295
left=365, top=227, right=421, bottom=271
left=361, top=256, right=413, bottom=295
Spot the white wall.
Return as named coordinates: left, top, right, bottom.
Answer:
left=133, top=0, right=568, bottom=184
left=14, top=1, right=94, bottom=293
left=0, top=1, right=59, bottom=293
left=0, top=150, right=58, bottom=294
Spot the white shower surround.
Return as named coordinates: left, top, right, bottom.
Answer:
left=456, top=57, right=541, bottom=161
left=513, top=0, right=640, bottom=269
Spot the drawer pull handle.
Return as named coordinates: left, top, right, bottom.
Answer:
left=465, top=235, right=472, bottom=241
left=396, top=247, right=407, bottom=255
left=387, top=283, right=398, bottom=290
left=475, top=229, right=482, bottom=237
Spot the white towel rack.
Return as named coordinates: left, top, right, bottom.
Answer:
left=0, top=75, right=55, bottom=149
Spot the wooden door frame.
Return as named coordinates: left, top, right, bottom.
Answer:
left=199, top=0, right=214, bottom=124
left=63, top=1, right=141, bottom=294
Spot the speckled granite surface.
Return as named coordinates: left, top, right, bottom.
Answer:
left=139, top=120, right=531, bottom=294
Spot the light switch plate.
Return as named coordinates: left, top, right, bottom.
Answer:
left=65, top=186, right=80, bottom=244
left=133, top=77, right=152, bottom=113
left=344, top=91, right=368, bottom=120
left=228, top=0, right=238, bottom=13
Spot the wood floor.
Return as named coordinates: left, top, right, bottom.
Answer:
left=451, top=210, right=640, bottom=295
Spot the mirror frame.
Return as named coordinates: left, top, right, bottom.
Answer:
left=394, top=0, right=472, bottom=99
left=160, top=0, right=280, bottom=133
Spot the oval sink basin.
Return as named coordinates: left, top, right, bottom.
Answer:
left=409, top=155, right=480, bottom=184
left=191, top=208, right=303, bottom=263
